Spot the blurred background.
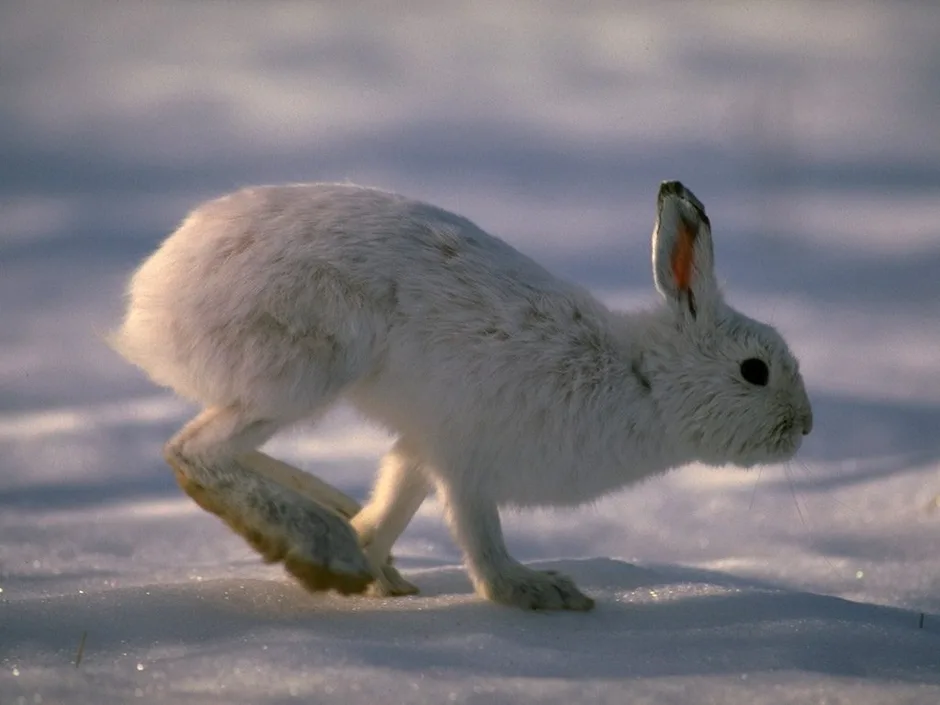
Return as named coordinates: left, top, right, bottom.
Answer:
left=1, top=1, right=938, bottom=608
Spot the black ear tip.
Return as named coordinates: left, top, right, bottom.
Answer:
left=657, top=180, right=708, bottom=224
left=659, top=181, right=685, bottom=199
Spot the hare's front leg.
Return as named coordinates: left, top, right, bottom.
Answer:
left=440, top=483, right=595, bottom=611
left=352, top=438, right=430, bottom=596
left=165, top=407, right=372, bottom=594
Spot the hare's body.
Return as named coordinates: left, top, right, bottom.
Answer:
left=114, top=181, right=812, bottom=610
left=122, top=185, right=680, bottom=505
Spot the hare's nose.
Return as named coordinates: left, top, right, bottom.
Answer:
left=801, top=410, right=813, bottom=436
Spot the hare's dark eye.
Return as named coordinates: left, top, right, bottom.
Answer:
left=740, top=358, right=769, bottom=386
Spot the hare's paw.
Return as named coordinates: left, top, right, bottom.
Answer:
left=480, top=566, right=595, bottom=611
left=365, top=560, right=420, bottom=597
left=358, top=540, right=420, bottom=597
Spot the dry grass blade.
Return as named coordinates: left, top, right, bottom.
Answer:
left=74, top=630, right=88, bottom=668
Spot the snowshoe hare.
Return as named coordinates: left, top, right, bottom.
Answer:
left=112, top=180, right=812, bottom=610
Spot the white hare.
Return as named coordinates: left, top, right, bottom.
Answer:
left=112, top=180, right=812, bottom=610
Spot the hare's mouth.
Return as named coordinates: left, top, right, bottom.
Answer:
left=733, top=433, right=802, bottom=468
left=763, top=415, right=805, bottom=458
left=771, top=431, right=804, bottom=463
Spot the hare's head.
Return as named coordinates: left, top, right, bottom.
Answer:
left=647, top=181, right=812, bottom=468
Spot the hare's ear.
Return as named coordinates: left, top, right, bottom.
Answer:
left=651, top=181, right=718, bottom=323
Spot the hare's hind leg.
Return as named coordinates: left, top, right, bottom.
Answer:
left=165, top=406, right=372, bottom=595
left=352, top=437, right=431, bottom=596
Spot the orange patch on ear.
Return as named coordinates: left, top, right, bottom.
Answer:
left=670, top=220, right=698, bottom=291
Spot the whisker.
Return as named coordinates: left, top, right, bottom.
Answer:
left=796, top=458, right=857, bottom=512
left=785, top=462, right=844, bottom=579
left=749, top=465, right=764, bottom=511
left=784, top=462, right=806, bottom=529
left=769, top=298, right=779, bottom=327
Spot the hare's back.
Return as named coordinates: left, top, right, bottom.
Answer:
left=116, top=183, right=591, bottom=411
left=173, top=182, right=571, bottom=309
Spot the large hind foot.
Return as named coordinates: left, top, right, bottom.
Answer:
left=241, top=450, right=362, bottom=520
left=172, top=463, right=373, bottom=595
left=239, top=449, right=417, bottom=596
left=166, top=408, right=373, bottom=596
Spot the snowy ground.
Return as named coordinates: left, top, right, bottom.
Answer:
left=2, top=2, right=939, bottom=703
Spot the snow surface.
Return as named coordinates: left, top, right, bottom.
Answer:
left=2, top=2, right=939, bottom=703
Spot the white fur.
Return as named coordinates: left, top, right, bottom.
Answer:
left=112, top=181, right=812, bottom=610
